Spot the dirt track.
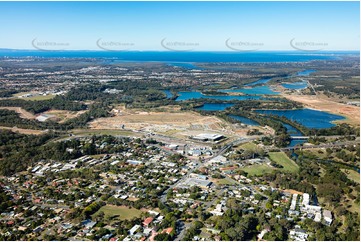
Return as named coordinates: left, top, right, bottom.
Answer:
left=0, top=107, right=35, bottom=119
left=0, top=126, right=45, bottom=135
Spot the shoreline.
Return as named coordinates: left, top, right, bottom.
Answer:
left=282, top=94, right=360, bottom=126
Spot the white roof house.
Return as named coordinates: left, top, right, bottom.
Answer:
left=323, top=210, right=333, bottom=225
left=302, top=193, right=310, bottom=206
left=129, top=225, right=141, bottom=235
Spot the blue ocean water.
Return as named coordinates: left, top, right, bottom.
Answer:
left=167, top=62, right=200, bottom=69
left=175, top=91, right=264, bottom=101
left=0, top=50, right=350, bottom=62
left=256, top=108, right=345, bottom=129
left=196, top=103, right=234, bottom=111
left=229, top=115, right=259, bottom=126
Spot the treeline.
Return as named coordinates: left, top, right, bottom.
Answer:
left=312, top=123, right=359, bottom=136
left=0, top=109, right=62, bottom=130
left=0, top=130, right=57, bottom=175
left=0, top=103, right=110, bottom=130
left=0, top=90, right=17, bottom=98
left=63, top=103, right=110, bottom=129
left=0, top=96, right=86, bottom=114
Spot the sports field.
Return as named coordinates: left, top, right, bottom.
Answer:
left=94, top=205, right=143, bottom=220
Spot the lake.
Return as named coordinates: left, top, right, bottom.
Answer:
left=195, top=103, right=234, bottom=111
left=163, top=90, right=173, bottom=98
left=220, top=85, right=279, bottom=95
left=296, top=70, right=316, bottom=76
left=282, top=81, right=308, bottom=90
left=244, top=78, right=272, bottom=86
left=256, top=108, right=345, bottom=129
left=175, top=91, right=264, bottom=101
left=229, top=115, right=259, bottom=126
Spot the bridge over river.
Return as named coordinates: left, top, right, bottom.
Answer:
left=290, top=136, right=310, bottom=140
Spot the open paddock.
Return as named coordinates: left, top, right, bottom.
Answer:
left=93, top=205, right=144, bottom=220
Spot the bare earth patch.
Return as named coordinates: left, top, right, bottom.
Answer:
left=0, top=126, right=46, bottom=135
left=89, top=108, right=250, bottom=139
left=42, top=109, right=87, bottom=123
left=0, top=107, right=35, bottom=119
left=282, top=94, right=360, bottom=126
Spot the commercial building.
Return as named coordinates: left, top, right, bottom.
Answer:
left=191, top=133, right=225, bottom=142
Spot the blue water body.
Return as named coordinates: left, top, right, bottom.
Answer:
left=282, top=123, right=303, bottom=136
left=0, top=50, right=349, bottom=62
left=175, top=91, right=264, bottom=101
left=289, top=140, right=306, bottom=147
left=296, top=70, right=316, bottom=76
left=163, top=90, right=173, bottom=98
left=221, top=85, right=279, bottom=95
left=229, top=115, right=259, bottom=126
left=244, top=78, right=272, bottom=86
left=282, top=81, right=308, bottom=90
left=256, top=109, right=345, bottom=129
left=196, top=103, right=234, bottom=111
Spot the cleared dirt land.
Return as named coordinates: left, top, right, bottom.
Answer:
left=282, top=94, right=360, bottom=126
left=0, top=126, right=45, bottom=135
left=90, top=106, right=250, bottom=138
left=0, top=107, right=35, bottom=119
left=42, top=109, right=87, bottom=123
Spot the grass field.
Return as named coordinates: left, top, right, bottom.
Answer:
left=13, top=92, right=55, bottom=101
left=94, top=205, right=143, bottom=220
left=238, top=142, right=258, bottom=151
left=24, top=95, right=55, bottom=101
left=341, top=169, right=360, bottom=184
left=241, top=164, right=275, bottom=176
left=269, top=152, right=299, bottom=173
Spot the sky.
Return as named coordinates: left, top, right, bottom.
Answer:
left=0, top=1, right=359, bottom=51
